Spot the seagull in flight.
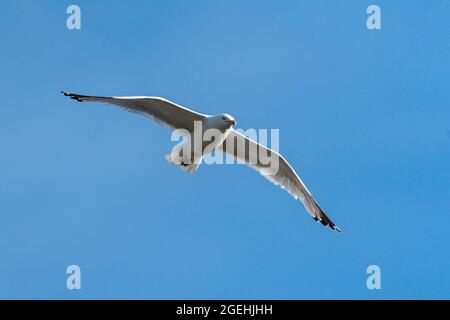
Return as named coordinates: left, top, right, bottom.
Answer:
left=61, top=91, right=341, bottom=232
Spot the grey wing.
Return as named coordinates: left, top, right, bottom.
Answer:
left=219, top=129, right=341, bottom=232
left=61, top=91, right=207, bottom=132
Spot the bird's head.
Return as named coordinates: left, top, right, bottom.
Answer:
left=218, top=113, right=237, bottom=128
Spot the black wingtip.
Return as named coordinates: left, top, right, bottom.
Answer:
left=313, top=216, right=342, bottom=232
left=328, top=223, right=342, bottom=233
left=61, top=91, right=83, bottom=102
left=325, top=220, right=342, bottom=233
left=324, top=222, right=342, bottom=233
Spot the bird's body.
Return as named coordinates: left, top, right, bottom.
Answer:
left=62, top=91, right=341, bottom=232
left=166, top=114, right=236, bottom=173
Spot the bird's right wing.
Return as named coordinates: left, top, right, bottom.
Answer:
left=219, top=129, right=341, bottom=232
left=62, top=91, right=207, bottom=132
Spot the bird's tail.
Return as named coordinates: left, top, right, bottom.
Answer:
left=165, top=147, right=201, bottom=174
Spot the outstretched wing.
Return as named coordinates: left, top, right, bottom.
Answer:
left=219, top=129, right=341, bottom=232
left=62, top=91, right=207, bottom=132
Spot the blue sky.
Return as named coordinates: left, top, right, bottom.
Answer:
left=0, top=0, right=449, bottom=299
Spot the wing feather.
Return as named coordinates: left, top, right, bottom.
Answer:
left=61, top=91, right=207, bottom=131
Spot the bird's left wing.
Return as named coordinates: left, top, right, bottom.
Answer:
left=219, top=128, right=341, bottom=232
left=62, top=91, right=207, bottom=132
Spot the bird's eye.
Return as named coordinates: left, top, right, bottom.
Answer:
left=222, top=117, right=226, bottom=120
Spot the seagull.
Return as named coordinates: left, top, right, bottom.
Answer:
left=61, top=91, right=341, bottom=232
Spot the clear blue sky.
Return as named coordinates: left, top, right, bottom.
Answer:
left=0, top=0, right=449, bottom=299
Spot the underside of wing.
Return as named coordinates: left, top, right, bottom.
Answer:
left=219, top=129, right=341, bottom=232
left=62, top=91, right=207, bottom=131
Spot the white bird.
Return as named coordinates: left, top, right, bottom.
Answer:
left=62, top=91, right=341, bottom=232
